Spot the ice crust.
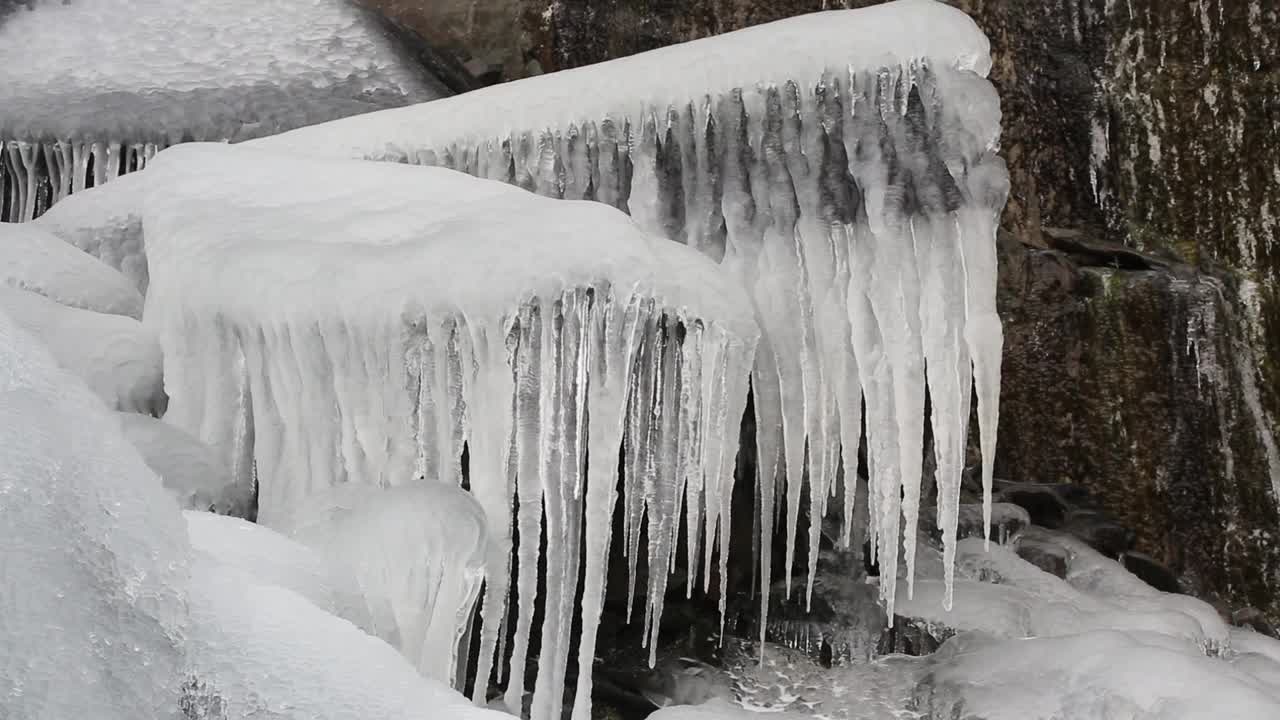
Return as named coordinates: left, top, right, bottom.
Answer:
left=119, top=413, right=253, bottom=516
left=185, top=556, right=510, bottom=720
left=0, top=220, right=143, bottom=317
left=140, top=142, right=758, bottom=714
left=33, top=170, right=151, bottom=291
left=273, top=483, right=489, bottom=685
left=0, top=310, right=189, bottom=720
left=256, top=0, right=1009, bottom=650
left=0, top=286, right=164, bottom=413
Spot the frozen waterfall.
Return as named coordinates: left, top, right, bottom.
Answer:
left=140, top=143, right=759, bottom=719
left=257, top=0, right=1009, bottom=641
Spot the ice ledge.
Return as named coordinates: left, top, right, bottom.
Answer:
left=254, top=0, right=992, bottom=159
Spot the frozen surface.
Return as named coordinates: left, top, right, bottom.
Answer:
left=118, top=413, right=251, bottom=515
left=916, top=630, right=1280, bottom=720
left=0, top=221, right=143, bottom=316
left=185, top=556, right=509, bottom=720
left=142, top=142, right=759, bottom=716
left=0, top=311, right=189, bottom=720
left=256, top=0, right=1010, bottom=643
left=273, top=483, right=488, bottom=685
left=650, top=699, right=812, bottom=719
left=0, top=0, right=437, bottom=141
left=33, top=170, right=150, bottom=291
left=0, top=286, right=164, bottom=413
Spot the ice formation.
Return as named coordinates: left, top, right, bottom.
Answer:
left=119, top=413, right=253, bottom=515
left=0, top=286, right=164, bottom=413
left=273, top=483, right=489, bottom=685
left=33, top=171, right=151, bottom=291
left=0, top=310, right=189, bottom=720
left=141, top=143, right=758, bottom=716
left=257, top=0, right=1009, bottom=630
left=185, top=556, right=510, bottom=720
left=0, top=221, right=143, bottom=317
left=0, top=0, right=444, bottom=222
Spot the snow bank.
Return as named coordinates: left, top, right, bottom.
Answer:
left=0, top=221, right=143, bottom=316
left=0, top=286, right=164, bottom=413
left=117, top=413, right=252, bottom=515
left=186, top=556, right=508, bottom=720
left=0, top=310, right=189, bottom=720
left=275, top=483, right=488, bottom=685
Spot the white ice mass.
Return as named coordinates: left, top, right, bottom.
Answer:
left=119, top=413, right=254, bottom=515
left=0, top=221, right=144, bottom=317
left=0, top=0, right=444, bottom=222
left=0, top=311, right=189, bottom=720
left=256, top=0, right=1009, bottom=640
left=0, top=285, right=164, bottom=413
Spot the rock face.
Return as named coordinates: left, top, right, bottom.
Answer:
left=361, top=0, right=1280, bottom=620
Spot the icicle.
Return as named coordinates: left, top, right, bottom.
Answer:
left=570, top=290, right=643, bottom=720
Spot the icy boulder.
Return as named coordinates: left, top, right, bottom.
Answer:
left=141, top=142, right=758, bottom=717
left=186, top=556, right=509, bottom=720
left=0, top=286, right=164, bottom=413
left=0, top=0, right=444, bottom=222
left=0, top=221, right=143, bottom=316
left=34, top=171, right=150, bottom=292
left=0, top=310, right=189, bottom=720
left=915, top=630, right=1280, bottom=720
left=273, top=483, right=488, bottom=685
left=256, top=0, right=1010, bottom=637
left=117, top=413, right=252, bottom=515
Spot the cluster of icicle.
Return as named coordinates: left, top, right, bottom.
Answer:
left=158, top=284, right=755, bottom=720
left=0, top=139, right=161, bottom=222
left=339, top=63, right=1009, bottom=633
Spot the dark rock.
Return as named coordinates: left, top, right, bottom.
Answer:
left=992, top=482, right=1071, bottom=529
left=1061, top=509, right=1135, bottom=557
left=1121, top=552, right=1182, bottom=594
left=878, top=614, right=951, bottom=658
left=1232, top=608, right=1279, bottom=640
left=1014, top=537, right=1069, bottom=578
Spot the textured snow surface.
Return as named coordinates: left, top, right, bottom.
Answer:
left=141, top=142, right=758, bottom=717
left=0, top=286, right=164, bottom=413
left=273, top=483, right=488, bottom=685
left=0, top=311, right=189, bottom=720
left=185, top=556, right=509, bottom=720
left=119, top=414, right=252, bottom=515
left=0, top=221, right=143, bottom=316
left=0, top=0, right=438, bottom=140
left=255, top=0, right=1010, bottom=648
left=33, top=169, right=150, bottom=290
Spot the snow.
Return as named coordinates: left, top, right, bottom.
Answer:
left=917, top=631, right=1280, bottom=720
left=0, top=309, right=189, bottom=720
left=33, top=170, right=150, bottom=291
left=185, top=510, right=344, bottom=615
left=0, top=221, right=143, bottom=317
left=185, top=556, right=510, bottom=720
left=252, top=0, right=1010, bottom=634
left=117, top=413, right=252, bottom=515
left=140, top=141, right=758, bottom=716
left=0, top=286, right=164, bottom=413
left=0, top=0, right=439, bottom=143
left=271, top=483, right=489, bottom=686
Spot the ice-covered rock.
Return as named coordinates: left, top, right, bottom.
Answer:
left=185, top=556, right=508, bottom=720
left=117, top=413, right=251, bottom=515
left=0, top=220, right=143, bottom=316
left=0, top=309, right=189, bottom=720
left=915, top=630, right=1280, bottom=720
left=272, top=483, right=488, bottom=686
left=0, top=0, right=444, bottom=221
left=34, top=171, right=150, bottom=291
left=0, top=285, right=164, bottom=413
left=140, top=141, right=758, bottom=714
left=254, top=0, right=1010, bottom=637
